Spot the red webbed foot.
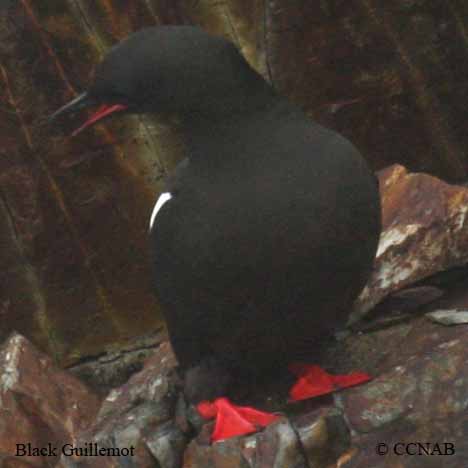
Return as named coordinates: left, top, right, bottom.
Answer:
left=197, top=397, right=280, bottom=442
left=288, top=363, right=371, bottom=401
left=196, top=365, right=370, bottom=441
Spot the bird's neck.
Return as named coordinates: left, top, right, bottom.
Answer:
left=184, top=70, right=277, bottom=122
left=181, top=84, right=285, bottom=164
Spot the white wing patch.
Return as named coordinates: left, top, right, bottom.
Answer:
left=149, top=192, right=173, bottom=231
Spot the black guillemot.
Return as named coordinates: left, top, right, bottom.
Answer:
left=50, top=26, right=381, bottom=440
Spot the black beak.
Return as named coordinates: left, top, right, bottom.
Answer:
left=48, top=92, right=93, bottom=123
left=48, top=92, right=127, bottom=136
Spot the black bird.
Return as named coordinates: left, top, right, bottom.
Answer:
left=50, top=26, right=381, bottom=413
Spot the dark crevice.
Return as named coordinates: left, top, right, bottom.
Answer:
left=0, top=189, right=22, bottom=250
left=262, top=0, right=274, bottom=88
left=287, top=416, right=311, bottom=468
left=65, top=332, right=164, bottom=370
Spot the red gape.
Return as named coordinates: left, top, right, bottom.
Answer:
left=72, top=104, right=127, bottom=136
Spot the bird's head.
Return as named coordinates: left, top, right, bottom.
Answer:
left=49, top=26, right=269, bottom=135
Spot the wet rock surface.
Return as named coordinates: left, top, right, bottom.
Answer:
left=2, top=0, right=468, bottom=463
left=4, top=0, right=468, bottom=368
left=338, top=320, right=468, bottom=467
left=56, top=341, right=184, bottom=468
left=3, top=309, right=468, bottom=467
left=0, top=333, right=100, bottom=467
left=2, top=166, right=468, bottom=467
left=68, top=330, right=166, bottom=398
left=353, top=164, right=468, bottom=323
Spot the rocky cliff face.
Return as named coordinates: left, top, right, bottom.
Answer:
left=2, top=167, right=468, bottom=467
left=2, top=0, right=468, bottom=365
left=1, top=3, right=468, bottom=466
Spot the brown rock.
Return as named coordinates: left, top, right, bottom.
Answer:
left=183, top=417, right=312, bottom=468
left=293, top=408, right=350, bottom=467
left=59, top=341, right=186, bottom=467
left=68, top=330, right=166, bottom=397
left=352, top=165, right=468, bottom=323
left=183, top=432, right=245, bottom=468
left=182, top=407, right=352, bottom=468
left=183, top=414, right=349, bottom=468
left=144, top=420, right=186, bottom=468
left=338, top=323, right=468, bottom=468
left=95, top=342, right=179, bottom=424
left=426, top=309, right=468, bottom=325
left=255, top=419, right=305, bottom=468
left=0, top=333, right=100, bottom=467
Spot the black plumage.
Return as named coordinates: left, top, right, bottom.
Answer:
left=50, top=26, right=381, bottom=403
